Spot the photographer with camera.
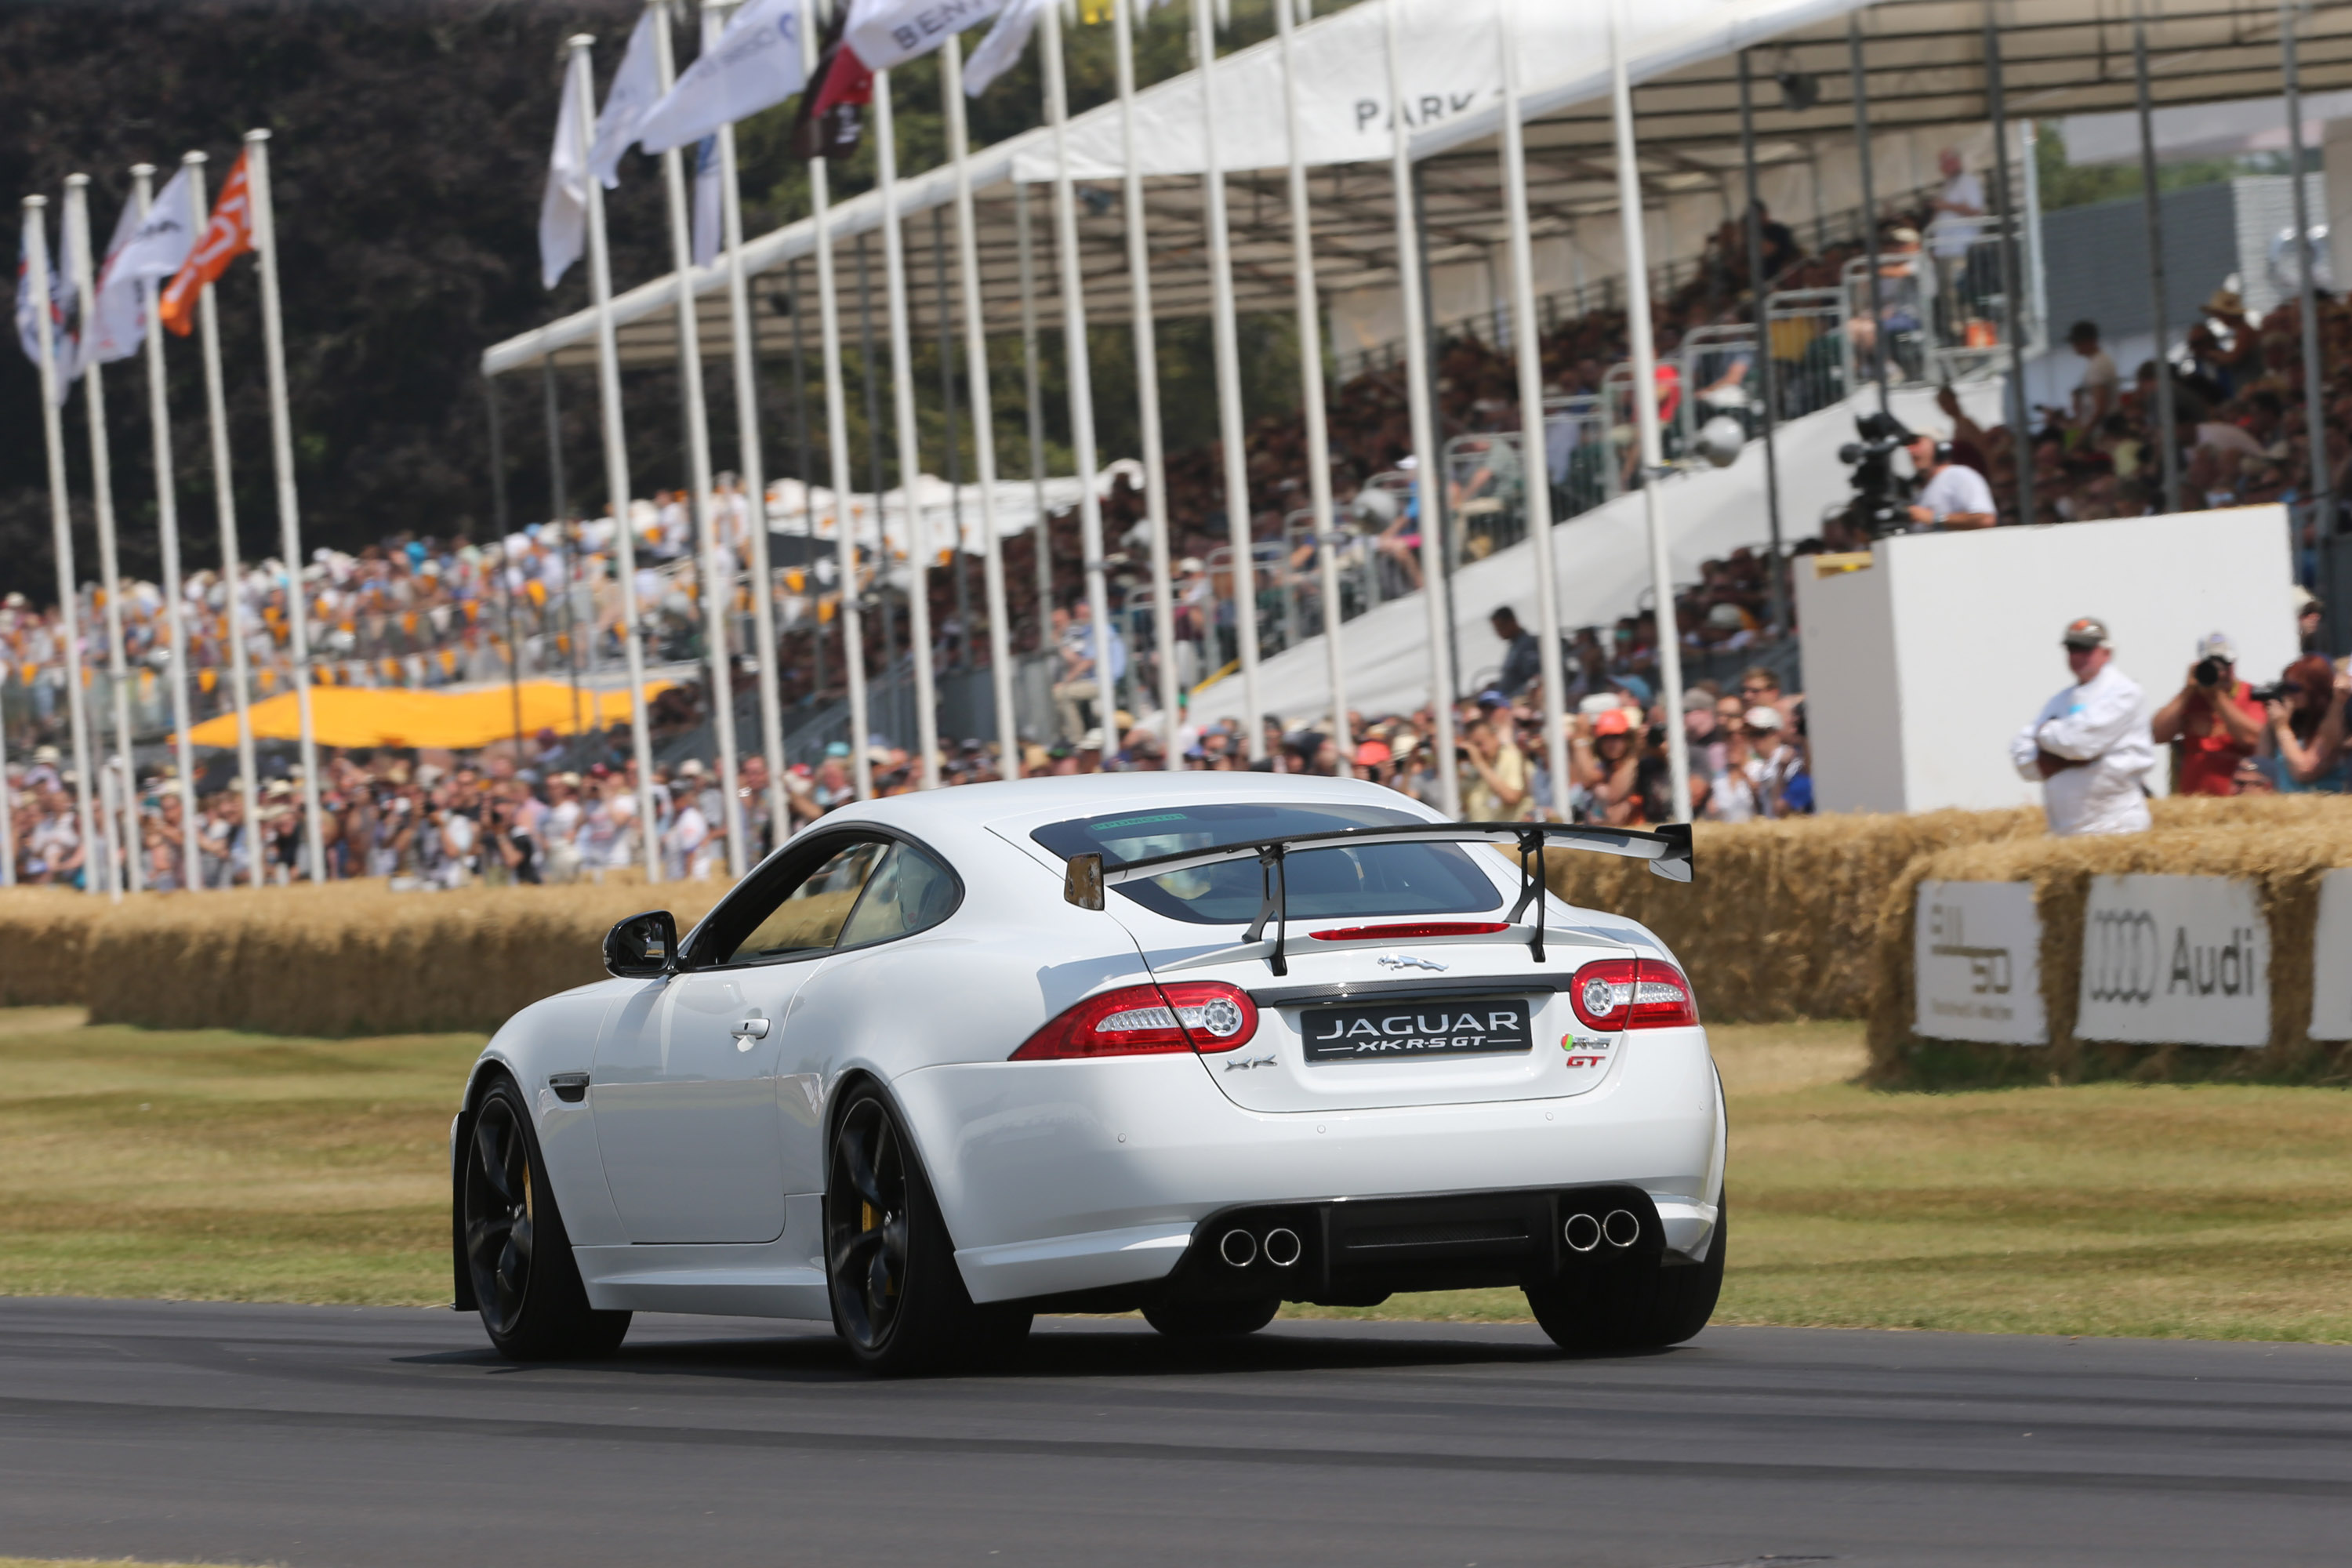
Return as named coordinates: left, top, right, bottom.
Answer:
left=2009, top=616, right=2156, bottom=836
left=2151, top=633, right=2266, bottom=796
left=1903, top=433, right=1997, bottom=531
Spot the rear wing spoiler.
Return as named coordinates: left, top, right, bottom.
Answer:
left=1061, top=821, right=1692, bottom=976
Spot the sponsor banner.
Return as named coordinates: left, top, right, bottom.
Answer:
left=1914, top=880, right=2045, bottom=1045
left=2311, top=869, right=2352, bottom=1041
left=2076, top=875, right=2269, bottom=1047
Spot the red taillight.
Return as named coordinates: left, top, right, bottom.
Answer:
left=1011, top=980, right=1260, bottom=1060
left=1566, top=958, right=1700, bottom=1030
left=1307, top=920, right=1512, bottom=942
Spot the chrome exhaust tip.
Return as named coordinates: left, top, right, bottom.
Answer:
left=1602, top=1209, right=1642, bottom=1249
left=1218, top=1228, right=1258, bottom=1268
left=1263, top=1227, right=1302, bottom=1268
left=1563, top=1212, right=1602, bottom=1253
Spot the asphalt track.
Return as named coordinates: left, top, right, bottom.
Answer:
left=1, top=1298, right=2347, bottom=1566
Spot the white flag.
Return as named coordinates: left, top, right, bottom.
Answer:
left=16, top=212, right=78, bottom=403
left=588, top=5, right=665, bottom=190
left=539, top=53, right=590, bottom=291
left=691, top=136, right=722, bottom=269
left=846, top=0, right=1015, bottom=72
left=962, top=0, right=1052, bottom=97
left=83, top=168, right=197, bottom=368
left=635, top=0, right=806, bottom=156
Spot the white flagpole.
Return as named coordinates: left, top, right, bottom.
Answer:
left=706, top=2, right=789, bottom=855
left=569, top=36, right=663, bottom=877
left=871, top=68, right=940, bottom=789
left=1111, top=0, right=1178, bottom=764
left=941, top=37, right=1021, bottom=781
left=801, top=0, right=872, bottom=801
left=1497, top=0, right=1567, bottom=818
left=654, top=5, right=746, bottom=878
left=21, top=196, right=104, bottom=895
left=133, top=164, right=203, bottom=892
left=1192, top=0, right=1263, bottom=760
left=186, top=154, right=263, bottom=887
left=1608, top=0, right=1689, bottom=821
left=63, top=176, right=132, bottom=897
left=1276, top=0, right=1349, bottom=775
left=1042, top=3, right=1116, bottom=750
left=241, top=130, right=326, bottom=880
left=1384, top=0, right=1458, bottom=817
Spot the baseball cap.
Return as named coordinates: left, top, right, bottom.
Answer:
left=2061, top=616, right=2111, bottom=649
left=2196, top=632, right=2237, bottom=663
left=1592, top=709, right=1633, bottom=737
left=1353, top=739, right=1392, bottom=767
left=1745, top=705, right=1784, bottom=731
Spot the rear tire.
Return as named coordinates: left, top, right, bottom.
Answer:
left=1142, top=1298, right=1282, bottom=1339
left=1526, top=1202, right=1726, bottom=1353
left=826, top=1083, right=1032, bottom=1375
left=459, top=1076, right=631, bottom=1361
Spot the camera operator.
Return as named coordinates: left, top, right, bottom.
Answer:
left=2151, top=632, right=2264, bottom=796
left=1902, top=434, right=1997, bottom=531
left=2009, top=616, right=2155, bottom=836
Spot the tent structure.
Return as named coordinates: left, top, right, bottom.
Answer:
left=182, top=681, right=674, bottom=753
left=484, top=0, right=2352, bottom=372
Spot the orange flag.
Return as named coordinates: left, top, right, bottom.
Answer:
left=159, top=151, right=254, bottom=337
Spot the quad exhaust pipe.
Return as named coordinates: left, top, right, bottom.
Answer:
left=1564, top=1208, right=1643, bottom=1253
left=1219, top=1225, right=1304, bottom=1269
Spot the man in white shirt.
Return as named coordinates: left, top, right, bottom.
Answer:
left=1927, top=148, right=1986, bottom=322
left=1904, top=434, right=1998, bottom=530
left=2009, top=616, right=2155, bottom=837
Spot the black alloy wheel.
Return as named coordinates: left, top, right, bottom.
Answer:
left=827, top=1094, right=912, bottom=1351
left=464, top=1093, right=538, bottom=1338
left=825, top=1084, right=1031, bottom=1375
left=458, top=1078, right=630, bottom=1360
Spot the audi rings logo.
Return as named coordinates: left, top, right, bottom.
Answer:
left=2085, top=910, right=2161, bottom=1004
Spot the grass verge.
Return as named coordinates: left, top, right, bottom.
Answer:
left=2, top=1010, right=2347, bottom=1341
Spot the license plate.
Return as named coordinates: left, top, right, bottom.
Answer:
left=1299, top=998, right=1534, bottom=1063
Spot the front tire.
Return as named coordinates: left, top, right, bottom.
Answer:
left=459, top=1077, right=631, bottom=1361
left=1525, top=1202, right=1726, bottom=1353
left=826, top=1084, right=1031, bottom=1375
left=1143, top=1298, right=1282, bottom=1339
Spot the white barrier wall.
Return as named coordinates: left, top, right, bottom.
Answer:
left=1796, top=506, right=2300, bottom=815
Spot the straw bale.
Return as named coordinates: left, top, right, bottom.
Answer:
left=83, top=880, right=726, bottom=1037
left=1865, top=797, right=2352, bottom=1087
left=0, top=887, right=106, bottom=1006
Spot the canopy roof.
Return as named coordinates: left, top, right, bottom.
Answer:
left=485, top=0, right=2352, bottom=377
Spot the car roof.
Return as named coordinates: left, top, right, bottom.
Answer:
left=815, top=771, right=1447, bottom=840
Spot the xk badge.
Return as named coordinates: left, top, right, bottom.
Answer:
left=1223, top=1053, right=1277, bottom=1072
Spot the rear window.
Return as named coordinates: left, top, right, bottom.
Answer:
left=1031, top=802, right=1504, bottom=927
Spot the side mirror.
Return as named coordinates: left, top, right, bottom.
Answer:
left=1063, top=853, right=1105, bottom=911
left=604, top=909, right=679, bottom=979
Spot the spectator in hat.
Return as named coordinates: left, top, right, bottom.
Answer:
left=2009, top=615, right=2155, bottom=835
left=2151, top=632, right=2265, bottom=796
left=1570, top=707, right=1642, bottom=826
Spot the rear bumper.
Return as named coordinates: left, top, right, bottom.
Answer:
left=895, top=1028, right=1722, bottom=1305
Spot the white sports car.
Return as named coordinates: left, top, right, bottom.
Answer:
left=453, top=773, right=1724, bottom=1373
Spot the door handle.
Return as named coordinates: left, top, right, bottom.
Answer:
left=731, top=1017, right=770, bottom=1040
